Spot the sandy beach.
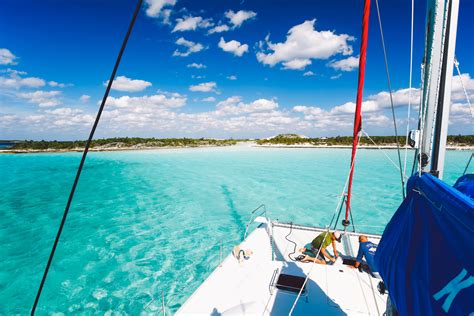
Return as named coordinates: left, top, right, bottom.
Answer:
left=1, top=141, right=473, bottom=154
left=254, top=143, right=474, bottom=151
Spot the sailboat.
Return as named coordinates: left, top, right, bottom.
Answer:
left=29, top=0, right=473, bottom=314
left=176, top=0, right=474, bottom=314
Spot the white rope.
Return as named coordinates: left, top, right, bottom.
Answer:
left=368, top=273, right=381, bottom=316
left=355, top=265, right=371, bottom=315
left=403, top=0, right=415, bottom=180
left=454, top=57, right=474, bottom=119
left=362, top=130, right=409, bottom=181
left=288, top=134, right=362, bottom=315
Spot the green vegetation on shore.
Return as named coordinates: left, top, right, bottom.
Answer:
left=256, top=134, right=474, bottom=146
left=3, top=134, right=474, bottom=151
left=7, top=137, right=237, bottom=150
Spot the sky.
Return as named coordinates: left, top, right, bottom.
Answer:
left=0, top=0, right=473, bottom=140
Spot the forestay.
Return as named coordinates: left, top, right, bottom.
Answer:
left=375, top=173, right=474, bottom=315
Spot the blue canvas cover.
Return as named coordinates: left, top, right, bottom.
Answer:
left=453, top=174, right=474, bottom=199
left=375, top=173, right=474, bottom=315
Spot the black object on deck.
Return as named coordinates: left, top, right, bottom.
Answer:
left=275, top=274, right=307, bottom=294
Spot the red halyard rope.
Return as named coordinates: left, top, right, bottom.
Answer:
left=345, top=0, right=371, bottom=223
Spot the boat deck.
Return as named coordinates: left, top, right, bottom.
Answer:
left=177, top=220, right=386, bottom=315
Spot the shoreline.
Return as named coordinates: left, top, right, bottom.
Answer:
left=254, top=144, right=474, bottom=150
left=0, top=144, right=236, bottom=154
left=1, top=141, right=473, bottom=154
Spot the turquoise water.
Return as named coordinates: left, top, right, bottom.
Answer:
left=1, top=146, right=472, bottom=314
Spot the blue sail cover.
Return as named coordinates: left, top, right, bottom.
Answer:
left=375, top=173, right=474, bottom=315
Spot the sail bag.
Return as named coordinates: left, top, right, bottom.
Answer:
left=375, top=173, right=474, bottom=315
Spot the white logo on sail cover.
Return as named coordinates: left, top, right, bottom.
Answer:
left=433, top=268, right=474, bottom=313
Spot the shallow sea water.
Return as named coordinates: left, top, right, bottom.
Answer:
left=0, top=145, right=471, bottom=314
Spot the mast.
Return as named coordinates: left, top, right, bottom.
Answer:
left=418, top=0, right=459, bottom=179
left=345, top=0, right=371, bottom=227
left=431, top=0, right=459, bottom=179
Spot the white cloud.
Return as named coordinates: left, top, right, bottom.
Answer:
left=45, top=107, right=83, bottom=116
left=199, top=18, right=214, bottom=29
left=0, top=48, right=17, bottom=65
left=48, top=81, right=68, bottom=88
left=0, top=72, right=46, bottom=89
left=105, top=93, right=186, bottom=109
left=331, top=74, right=342, bottom=80
left=189, top=82, right=217, bottom=93
left=160, top=9, right=173, bottom=25
left=144, top=0, right=176, bottom=18
left=43, top=107, right=94, bottom=128
left=187, top=63, right=206, bottom=69
left=173, top=37, right=205, bottom=57
left=16, top=77, right=45, bottom=88
left=327, top=88, right=421, bottom=115
left=218, top=37, right=248, bottom=57
left=225, top=10, right=257, bottom=28
left=172, top=16, right=213, bottom=32
left=256, top=20, right=355, bottom=70
left=227, top=75, right=237, bottom=80
left=451, top=73, right=474, bottom=102
left=18, top=90, right=62, bottom=107
left=303, top=71, right=315, bottom=77
left=106, top=76, right=152, bottom=92
left=0, top=69, right=70, bottom=90
left=291, top=86, right=427, bottom=130
left=328, top=55, right=359, bottom=71
left=330, top=100, right=379, bottom=115
left=202, top=96, right=216, bottom=102
left=283, top=59, right=312, bottom=70
left=80, top=95, right=91, bottom=103
left=292, top=104, right=389, bottom=130
left=0, top=68, right=26, bottom=76
left=216, top=97, right=278, bottom=116
left=208, top=24, right=230, bottom=34
left=293, top=105, right=324, bottom=116
left=5, top=73, right=473, bottom=138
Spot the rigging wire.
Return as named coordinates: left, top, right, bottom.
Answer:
left=374, top=0, right=406, bottom=199
left=30, top=0, right=143, bottom=314
left=454, top=57, right=474, bottom=119
left=288, top=134, right=362, bottom=315
left=403, top=0, right=415, bottom=180
left=362, top=130, right=409, bottom=180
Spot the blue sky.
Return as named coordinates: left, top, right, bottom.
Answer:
left=0, top=0, right=473, bottom=140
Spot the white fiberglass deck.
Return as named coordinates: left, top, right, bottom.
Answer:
left=177, top=221, right=386, bottom=315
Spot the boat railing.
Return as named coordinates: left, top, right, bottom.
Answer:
left=243, top=204, right=275, bottom=261
left=243, top=204, right=268, bottom=239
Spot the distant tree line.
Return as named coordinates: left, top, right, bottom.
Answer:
left=8, top=137, right=237, bottom=150
left=257, top=134, right=474, bottom=146
left=5, top=135, right=474, bottom=150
